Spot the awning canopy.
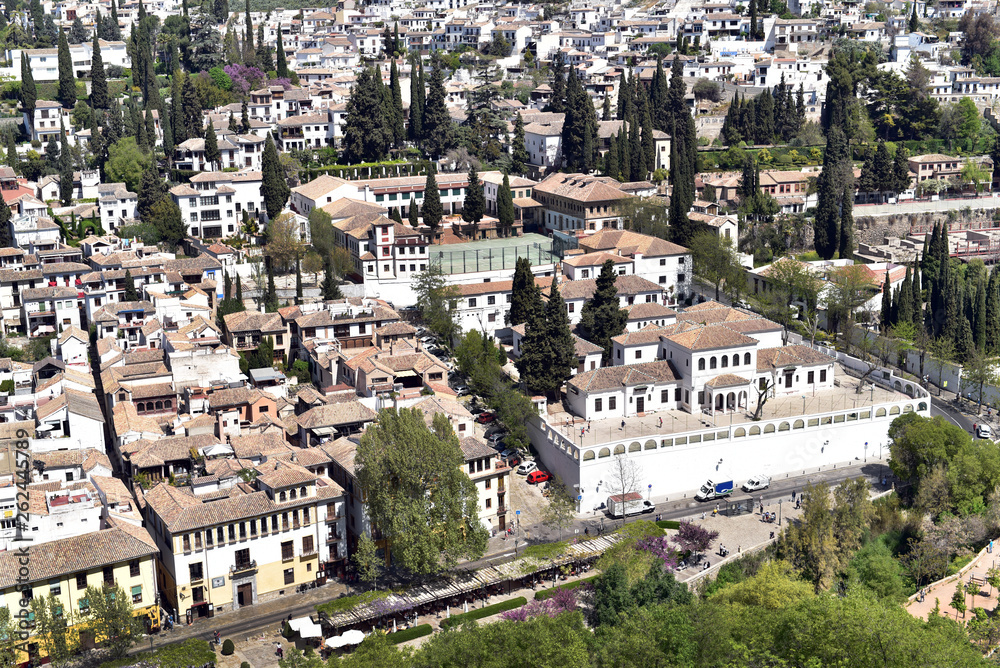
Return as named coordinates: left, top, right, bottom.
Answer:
left=288, top=617, right=323, bottom=638
left=309, top=426, right=337, bottom=436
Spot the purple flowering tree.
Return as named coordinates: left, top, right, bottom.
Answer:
left=224, top=64, right=267, bottom=97
left=500, top=588, right=578, bottom=622
left=635, top=535, right=680, bottom=571
left=672, top=521, right=719, bottom=556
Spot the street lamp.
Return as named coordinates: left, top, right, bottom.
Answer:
left=647, top=483, right=652, bottom=501
left=864, top=441, right=868, bottom=463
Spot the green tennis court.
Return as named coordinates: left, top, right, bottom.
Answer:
left=428, top=233, right=557, bottom=274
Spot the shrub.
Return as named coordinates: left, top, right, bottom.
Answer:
left=439, top=597, right=527, bottom=630
left=316, top=590, right=391, bottom=616
left=241, top=663, right=250, bottom=668
left=221, top=640, right=234, bottom=656
left=0, top=379, right=12, bottom=395
left=656, top=520, right=680, bottom=530
left=99, top=639, right=215, bottom=668
left=535, top=575, right=599, bottom=600
left=386, top=624, right=433, bottom=644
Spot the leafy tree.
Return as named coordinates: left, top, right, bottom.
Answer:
left=421, top=170, right=442, bottom=232
left=414, top=262, right=459, bottom=343
left=951, top=580, right=968, bottom=619
left=82, top=584, right=143, bottom=659
left=204, top=119, right=220, bottom=170
left=356, top=408, right=488, bottom=575
left=388, top=60, right=405, bottom=147
left=30, top=594, right=77, bottom=667
left=462, top=164, right=484, bottom=226
left=261, top=133, right=289, bottom=220
left=57, top=28, right=76, bottom=107
left=90, top=34, right=108, bottom=109
left=106, top=137, right=152, bottom=193
left=149, top=198, right=186, bottom=248
left=137, top=166, right=168, bottom=221
left=561, top=68, right=598, bottom=171
left=409, top=59, right=424, bottom=142
left=265, top=212, right=306, bottom=271
left=322, top=256, right=343, bottom=300
left=353, top=532, right=383, bottom=590
left=542, top=477, right=577, bottom=540
left=510, top=114, right=529, bottom=175
left=579, top=260, right=628, bottom=364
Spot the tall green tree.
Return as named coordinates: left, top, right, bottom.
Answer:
left=342, top=66, right=391, bottom=164
left=257, top=24, right=272, bottom=72
left=204, top=118, right=220, bottom=170
left=511, top=113, right=529, bottom=175
left=421, top=170, right=442, bottom=232
left=57, top=28, right=75, bottom=107
left=561, top=68, right=598, bottom=171
left=414, top=262, right=459, bottom=343
left=497, top=173, right=515, bottom=238
left=356, top=408, right=488, bottom=575
left=507, top=256, right=542, bottom=326
left=408, top=196, right=418, bottom=227
left=409, top=59, right=424, bottom=142
left=275, top=33, right=289, bottom=79
left=814, top=126, right=849, bottom=260
left=82, top=584, right=143, bottom=659
left=579, top=260, right=628, bottom=363
left=261, top=133, right=289, bottom=220
left=90, top=34, right=108, bottom=110
left=462, top=164, right=484, bottom=228
left=389, top=60, right=406, bottom=146
left=545, top=277, right=577, bottom=391
left=421, top=55, right=455, bottom=159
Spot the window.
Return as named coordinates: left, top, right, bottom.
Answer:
left=820, top=369, right=827, bottom=382
left=698, top=359, right=705, bottom=370
left=660, top=259, right=666, bottom=266
left=76, top=573, right=87, bottom=591
left=302, top=536, right=315, bottom=554
left=568, top=303, right=575, bottom=313
left=217, top=527, right=224, bottom=544
left=189, top=562, right=203, bottom=581
left=239, top=522, right=247, bottom=539
left=49, top=579, right=60, bottom=596
left=807, top=371, right=815, bottom=383
left=488, top=313, right=496, bottom=323
left=469, top=298, right=477, bottom=307
left=131, top=585, right=142, bottom=604
left=129, top=559, right=140, bottom=578
left=661, top=389, right=669, bottom=403
left=485, top=478, right=491, bottom=489
left=284, top=568, right=295, bottom=585
left=678, top=273, right=685, bottom=283
left=228, top=525, right=236, bottom=541
left=235, top=548, right=251, bottom=569
left=609, top=397, right=617, bottom=410
left=636, top=350, right=642, bottom=359
left=595, top=398, right=602, bottom=411
left=281, top=541, right=294, bottom=561
left=486, top=498, right=492, bottom=508
left=744, top=352, right=751, bottom=365
left=182, top=535, right=191, bottom=552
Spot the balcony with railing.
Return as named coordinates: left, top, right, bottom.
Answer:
left=230, top=559, right=257, bottom=575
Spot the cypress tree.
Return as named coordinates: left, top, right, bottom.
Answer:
left=243, top=0, right=255, bottom=66
left=814, top=126, right=848, bottom=260
left=892, top=145, right=912, bottom=194
left=123, top=269, right=138, bottom=301
left=421, top=170, right=442, bottom=232
left=57, top=28, right=76, bottom=108
left=6, top=133, right=19, bottom=175
left=838, top=184, right=854, bottom=260
left=881, top=270, right=892, bottom=331
left=256, top=25, right=271, bottom=72
left=507, top=256, right=542, bottom=326
left=261, top=133, right=289, bottom=220
left=545, top=277, right=577, bottom=393
left=389, top=60, right=405, bottom=147
left=236, top=274, right=244, bottom=303
left=342, top=67, right=391, bottom=164
left=0, top=192, right=11, bottom=247
left=605, top=134, right=620, bottom=180
left=628, top=115, right=642, bottom=181
left=90, top=34, right=108, bottom=110
left=295, top=255, right=302, bottom=305
left=497, top=173, right=514, bottom=238
left=511, top=114, right=529, bottom=175
left=241, top=101, right=251, bottom=134
left=228, top=112, right=238, bottom=133
left=641, top=103, right=655, bottom=176
left=897, top=268, right=913, bottom=326
left=59, top=123, right=72, bottom=206
left=975, top=274, right=988, bottom=352
left=616, top=69, right=631, bottom=121
left=549, top=51, right=566, bottom=114
left=182, top=74, right=202, bottom=140
left=408, top=196, right=418, bottom=227
left=409, top=59, right=424, bottom=142
left=170, top=71, right=186, bottom=144
left=421, top=55, right=455, bottom=159
left=275, top=33, right=289, bottom=79
left=516, top=288, right=553, bottom=396
left=20, top=56, right=36, bottom=117
left=204, top=119, right=220, bottom=170
left=986, top=266, right=1000, bottom=353
left=462, top=164, right=484, bottom=225
left=957, top=317, right=975, bottom=363
left=754, top=90, right=774, bottom=144
left=651, top=57, right=669, bottom=133
left=579, top=259, right=628, bottom=364
left=602, top=95, right=611, bottom=121
left=322, top=256, right=343, bottom=300
left=390, top=207, right=402, bottom=224
left=109, top=0, right=121, bottom=40
left=562, top=68, right=598, bottom=172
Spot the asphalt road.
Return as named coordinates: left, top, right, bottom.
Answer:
left=459, top=460, right=889, bottom=572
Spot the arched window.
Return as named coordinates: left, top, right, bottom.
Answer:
left=583, top=451, right=595, bottom=461
left=613, top=444, right=625, bottom=455
left=732, top=354, right=739, bottom=367
left=279, top=492, right=287, bottom=502
left=749, top=426, right=761, bottom=435
left=698, top=358, right=705, bottom=371
left=876, top=408, right=887, bottom=417
left=165, top=399, right=173, bottom=409
left=629, top=442, right=641, bottom=452
left=155, top=401, right=163, bottom=410
left=793, top=419, right=804, bottom=429
left=300, top=486, right=307, bottom=497
left=644, top=440, right=656, bottom=450
left=290, top=490, right=297, bottom=500
left=763, top=424, right=776, bottom=433
left=710, top=357, right=717, bottom=369
left=734, top=427, right=746, bottom=438
left=598, top=448, right=611, bottom=458
left=744, top=352, right=751, bottom=365
left=721, top=356, right=729, bottom=368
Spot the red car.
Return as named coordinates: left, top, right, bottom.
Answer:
left=504, top=455, right=522, bottom=468
left=476, top=412, right=497, bottom=424
left=526, top=470, right=550, bottom=485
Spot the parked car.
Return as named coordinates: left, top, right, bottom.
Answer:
left=978, top=424, right=993, bottom=439
left=453, top=384, right=470, bottom=396
left=516, top=460, right=537, bottom=475
left=526, top=470, right=551, bottom=485
left=505, top=454, right=522, bottom=468
left=499, top=448, right=517, bottom=459
left=476, top=411, right=497, bottom=424
left=419, top=336, right=436, bottom=345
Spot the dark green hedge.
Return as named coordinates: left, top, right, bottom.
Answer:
left=534, top=575, right=599, bottom=601
left=439, top=597, right=527, bottom=630
left=387, top=624, right=433, bottom=644
left=656, top=520, right=681, bottom=530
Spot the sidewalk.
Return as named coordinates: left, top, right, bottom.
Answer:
left=906, top=542, right=1000, bottom=622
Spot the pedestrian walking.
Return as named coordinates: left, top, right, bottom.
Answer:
left=791, top=490, right=796, bottom=502
left=276, top=643, right=283, bottom=659
left=620, top=419, right=625, bottom=431
left=658, top=417, right=663, bottom=428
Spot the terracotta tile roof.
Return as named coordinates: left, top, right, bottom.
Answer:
left=298, top=401, right=377, bottom=429
left=568, top=359, right=680, bottom=393
left=223, top=310, right=286, bottom=333
left=756, top=345, right=835, bottom=371
left=548, top=275, right=663, bottom=301
left=0, top=527, right=158, bottom=589
left=705, top=373, right=750, bottom=388
left=626, top=302, right=677, bottom=320
left=411, top=396, right=473, bottom=424
left=534, top=172, right=634, bottom=203
left=459, top=436, right=495, bottom=461
left=320, top=436, right=360, bottom=476
left=112, top=402, right=164, bottom=439
left=578, top=229, right=689, bottom=257
left=666, top=324, right=759, bottom=351
left=229, top=432, right=294, bottom=459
